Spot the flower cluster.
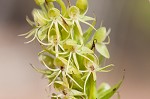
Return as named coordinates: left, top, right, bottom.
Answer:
left=20, top=0, right=122, bottom=99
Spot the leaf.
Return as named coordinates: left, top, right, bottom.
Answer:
left=95, top=43, right=110, bottom=58
left=98, top=78, right=124, bottom=99
left=97, top=82, right=111, bottom=98
left=93, top=27, right=107, bottom=43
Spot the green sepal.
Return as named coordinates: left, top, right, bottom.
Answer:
left=95, top=43, right=110, bottom=58
left=93, top=27, right=107, bottom=43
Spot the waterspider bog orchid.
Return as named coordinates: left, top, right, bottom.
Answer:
left=20, top=0, right=123, bottom=99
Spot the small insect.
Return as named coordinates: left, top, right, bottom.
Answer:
left=91, top=39, right=97, bottom=50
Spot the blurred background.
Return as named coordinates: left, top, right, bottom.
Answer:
left=0, top=0, right=150, bottom=99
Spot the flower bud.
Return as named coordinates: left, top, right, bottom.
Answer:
left=76, top=0, right=88, bottom=15
left=46, top=0, right=56, bottom=3
left=34, top=0, right=45, bottom=6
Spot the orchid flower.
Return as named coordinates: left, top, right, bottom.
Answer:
left=21, top=0, right=123, bottom=99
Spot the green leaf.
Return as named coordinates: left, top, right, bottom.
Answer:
left=97, top=83, right=111, bottom=97
left=98, top=78, right=124, bottom=99
left=93, top=27, right=107, bottom=43
left=95, top=43, right=110, bottom=58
